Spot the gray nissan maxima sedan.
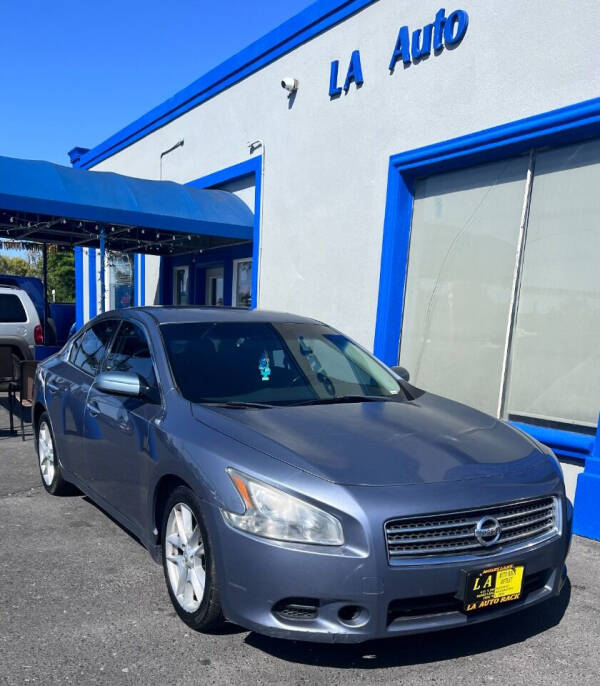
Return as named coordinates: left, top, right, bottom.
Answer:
left=33, top=307, right=572, bottom=643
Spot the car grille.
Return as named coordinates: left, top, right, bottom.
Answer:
left=385, top=496, right=558, bottom=561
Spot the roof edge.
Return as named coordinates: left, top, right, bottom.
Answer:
left=73, top=0, right=377, bottom=170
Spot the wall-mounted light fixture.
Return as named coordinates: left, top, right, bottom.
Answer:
left=281, top=77, right=299, bottom=93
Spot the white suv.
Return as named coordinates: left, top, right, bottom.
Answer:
left=0, top=284, right=44, bottom=374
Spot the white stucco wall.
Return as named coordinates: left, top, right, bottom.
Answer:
left=144, top=254, right=161, bottom=306
left=89, top=0, right=600, bottom=349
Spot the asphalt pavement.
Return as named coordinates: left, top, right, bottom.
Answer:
left=0, top=399, right=598, bottom=685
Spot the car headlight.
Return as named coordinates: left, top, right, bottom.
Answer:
left=221, top=468, right=344, bottom=546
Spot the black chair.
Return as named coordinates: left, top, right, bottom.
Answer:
left=0, top=346, right=18, bottom=434
left=18, top=360, right=38, bottom=441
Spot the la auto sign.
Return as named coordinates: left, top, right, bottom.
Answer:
left=329, top=7, right=469, bottom=96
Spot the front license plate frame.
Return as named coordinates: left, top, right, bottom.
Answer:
left=463, top=563, right=525, bottom=613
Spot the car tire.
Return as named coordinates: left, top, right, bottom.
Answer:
left=36, top=412, right=76, bottom=496
left=161, top=486, right=225, bottom=632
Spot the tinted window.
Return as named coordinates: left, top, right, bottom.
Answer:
left=161, top=321, right=406, bottom=405
left=0, top=294, right=27, bottom=322
left=70, top=320, right=119, bottom=375
left=104, top=321, right=157, bottom=391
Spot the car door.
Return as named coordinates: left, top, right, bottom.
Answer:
left=84, top=319, right=163, bottom=530
left=45, top=319, right=119, bottom=478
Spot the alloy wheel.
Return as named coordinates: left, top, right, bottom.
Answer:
left=165, top=502, right=206, bottom=612
left=38, top=421, right=55, bottom=486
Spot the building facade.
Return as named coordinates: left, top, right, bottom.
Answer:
left=72, top=0, right=600, bottom=467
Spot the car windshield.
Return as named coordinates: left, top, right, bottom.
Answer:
left=160, top=321, right=408, bottom=406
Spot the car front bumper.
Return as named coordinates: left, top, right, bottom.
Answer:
left=210, top=498, right=572, bottom=643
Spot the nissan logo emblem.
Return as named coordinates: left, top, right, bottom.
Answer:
left=474, top=516, right=502, bottom=546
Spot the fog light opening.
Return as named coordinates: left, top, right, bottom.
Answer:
left=338, top=605, right=369, bottom=627
left=273, top=598, right=319, bottom=622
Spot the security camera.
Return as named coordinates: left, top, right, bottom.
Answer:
left=281, top=77, right=299, bottom=92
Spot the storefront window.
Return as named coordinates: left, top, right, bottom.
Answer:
left=233, top=258, right=252, bottom=308
left=505, top=141, right=600, bottom=428
left=400, top=139, right=600, bottom=430
left=107, top=252, right=133, bottom=310
left=400, top=157, right=528, bottom=415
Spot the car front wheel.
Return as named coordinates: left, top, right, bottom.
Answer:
left=161, top=486, right=224, bottom=632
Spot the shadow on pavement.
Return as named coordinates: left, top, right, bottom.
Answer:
left=81, top=495, right=145, bottom=547
left=245, top=580, right=571, bottom=668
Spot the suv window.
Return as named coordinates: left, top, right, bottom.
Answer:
left=70, top=320, right=119, bottom=376
left=104, top=321, right=158, bottom=393
left=0, top=294, right=27, bottom=322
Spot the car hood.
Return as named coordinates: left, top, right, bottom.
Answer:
left=192, top=393, right=557, bottom=486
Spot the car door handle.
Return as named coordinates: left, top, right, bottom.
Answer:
left=86, top=400, right=100, bottom=417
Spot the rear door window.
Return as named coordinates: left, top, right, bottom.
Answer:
left=0, top=294, right=27, bottom=322
left=70, top=320, right=119, bottom=376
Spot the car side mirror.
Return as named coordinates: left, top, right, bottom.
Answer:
left=390, top=365, right=410, bottom=382
left=95, top=371, right=141, bottom=397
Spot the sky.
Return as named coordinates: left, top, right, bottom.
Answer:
left=0, top=0, right=315, bottom=166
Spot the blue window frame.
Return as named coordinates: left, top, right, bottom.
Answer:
left=189, top=156, right=262, bottom=309
left=374, top=97, right=600, bottom=461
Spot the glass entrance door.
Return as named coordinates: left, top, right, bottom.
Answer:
left=232, top=258, right=252, bottom=308
left=173, top=266, right=189, bottom=305
left=205, top=267, right=224, bottom=307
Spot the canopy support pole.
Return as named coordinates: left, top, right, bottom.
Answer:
left=42, top=243, right=48, bottom=342
left=99, top=225, right=106, bottom=313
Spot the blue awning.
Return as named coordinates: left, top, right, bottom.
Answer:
left=0, top=155, right=253, bottom=254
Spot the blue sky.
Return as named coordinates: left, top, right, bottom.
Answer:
left=0, top=0, right=314, bottom=166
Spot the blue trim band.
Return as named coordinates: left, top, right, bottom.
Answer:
left=140, top=254, right=145, bottom=306
left=509, top=422, right=594, bottom=461
left=573, top=415, right=600, bottom=540
left=74, top=247, right=84, bottom=330
left=374, top=96, right=600, bottom=458
left=133, top=254, right=139, bottom=307
left=88, top=248, right=97, bottom=318
left=73, top=1, right=377, bottom=169
left=189, top=157, right=262, bottom=309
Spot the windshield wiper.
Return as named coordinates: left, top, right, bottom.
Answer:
left=290, top=395, right=391, bottom=406
left=213, top=401, right=274, bottom=409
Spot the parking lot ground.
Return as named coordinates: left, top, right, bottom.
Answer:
left=0, top=399, right=599, bottom=686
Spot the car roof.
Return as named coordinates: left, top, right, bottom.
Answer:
left=127, top=306, right=322, bottom=325
left=0, top=284, right=28, bottom=296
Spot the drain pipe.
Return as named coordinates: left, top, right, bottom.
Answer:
left=159, top=139, right=184, bottom=180
left=247, top=139, right=264, bottom=306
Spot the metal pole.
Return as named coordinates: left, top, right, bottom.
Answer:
left=99, top=225, right=106, bottom=313
left=42, top=243, right=48, bottom=343
left=496, top=150, right=536, bottom=419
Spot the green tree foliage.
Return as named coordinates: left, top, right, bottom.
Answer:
left=0, top=248, right=75, bottom=302
left=45, top=251, right=75, bottom=303
left=0, top=255, right=31, bottom=276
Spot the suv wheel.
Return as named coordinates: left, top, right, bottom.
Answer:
left=161, top=486, right=224, bottom=632
left=36, top=412, right=76, bottom=496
